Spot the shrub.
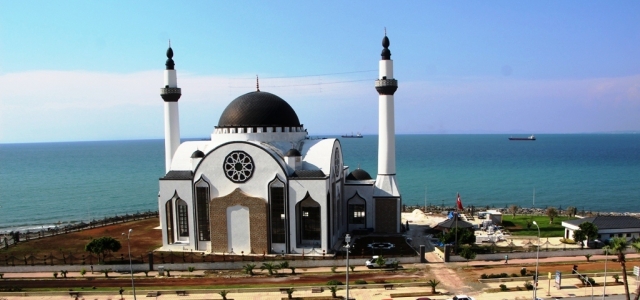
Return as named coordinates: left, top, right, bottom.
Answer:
left=349, top=265, right=355, bottom=272
left=613, top=274, right=620, bottom=283
left=520, top=267, right=527, bottom=276
left=330, top=266, right=337, bottom=273
left=355, top=279, right=367, bottom=284
left=53, top=272, right=58, bottom=278
left=0, top=273, right=4, bottom=279
left=523, top=281, right=534, bottom=290
left=499, top=284, right=508, bottom=291
left=373, top=279, right=387, bottom=284
left=480, top=274, right=488, bottom=279
left=188, top=266, right=195, bottom=273
left=327, top=280, right=343, bottom=285
left=80, top=269, right=86, bottom=277
left=560, top=238, right=577, bottom=244
left=511, top=273, right=518, bottom=277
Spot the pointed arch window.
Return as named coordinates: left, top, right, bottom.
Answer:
left=165, top=200, right=174, bottom=244
left=298, top=195, right=321, bottom=241
left=348, top=194, right=366, bottom=225
left=177, top=199, right=189, bottom=237
left=269, top=177, right=286, bottom=244
left=195, top=181, right=210, bottom=241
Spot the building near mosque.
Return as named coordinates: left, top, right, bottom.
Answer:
left=157, top=34, right=401, bottom=255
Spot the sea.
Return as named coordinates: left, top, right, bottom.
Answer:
left=1, top=134, right=639, bottom=233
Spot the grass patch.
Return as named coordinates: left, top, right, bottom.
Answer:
left=502, top=215, right=576, bottom=237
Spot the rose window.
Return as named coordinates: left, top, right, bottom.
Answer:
left=223, top=151, right=254, bottom=183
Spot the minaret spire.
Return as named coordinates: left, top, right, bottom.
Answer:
left=256, top=75, right=260, bottom=92
left=161, top=44, right=182, bottom=173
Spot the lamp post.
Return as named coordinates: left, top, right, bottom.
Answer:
left=345, top=234, right=351, bottom=300
left=603, top=246, right=609, bottom=300
left=122, top=229, right=136, bottom=300
left=532, top=221, right=540, bottom=300
left=575, top=270, right=594, bottom=300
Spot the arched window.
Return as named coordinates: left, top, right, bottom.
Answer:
left=269, top=177, right=286, bottom=244
left=348, top=194, right=366, bottom=225
left=298, top=194, right=321, bottom=243
left=165, top=200, right=174, bottom=244
left=195, top=180, right=210, bottom=241
left=177, top=199, right=189, bottom=237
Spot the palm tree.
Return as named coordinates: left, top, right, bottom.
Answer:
left=566, top=206, right=577, bottom=217
left=218, top=290, right=229, bottom=300
left=260, top=262, right=279, bottom=276
left=242, top=263, right=256, bottom=276
left=631, top=241, right=640, bottom=300
left=427, top=279, right=441, bottom=294
left=609, top=237, right=630, bottom=300
left=328, top=285, right=338, bottom=298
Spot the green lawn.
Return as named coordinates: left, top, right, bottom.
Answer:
left=501, top=215, right=576, bottom=237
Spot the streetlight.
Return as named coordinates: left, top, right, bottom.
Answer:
left=603, top=246, right=610, bottom=300
left=575, top=270, right=594, bottom=300
left=122, top=229, right=136, bottom=300
left=532, top=221, right=540, bottom=300
left=345, top=234, right=351, bottom=300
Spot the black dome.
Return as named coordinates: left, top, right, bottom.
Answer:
left=346, top=168, right=372, bottom=180
left=285, top=149, right=302, bottom=156
left=191, top=150, right=205, bottom=158
left=217, top=91, right=301, bottom=128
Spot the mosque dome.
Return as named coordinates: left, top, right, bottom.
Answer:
left=285, top=149, right=302, bottom=157
left=217, top=91, right=301, bottom=128
left=191, top=150, right=205, bottom=158
left=346, top=168, right=372, bottom=180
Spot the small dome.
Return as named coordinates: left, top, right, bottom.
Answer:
left=191, top=150, right=205, bottom=158
left=346, top=168, right=372, bottom=180
left=217, top=91, right=301, bottom=128
left=285, top=148, right=301, bottom=157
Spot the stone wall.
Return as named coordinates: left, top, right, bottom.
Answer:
left=210, top=188, right=268, bottom=254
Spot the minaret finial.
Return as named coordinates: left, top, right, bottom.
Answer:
left=169, top=39, right=171, bottom=47
left=384, top=27, right=387, bottom=36
left=381, top=30, right=391, bottom=60
left=256, top=75, right=260, bottom=92
left=165, top=41, right=175, bottom=70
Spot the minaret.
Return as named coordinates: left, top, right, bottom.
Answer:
left=373, top=31, right=401, bottom=233
left=161, top=44, right=182, bottom=173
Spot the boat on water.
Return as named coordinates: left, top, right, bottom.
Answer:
left=342, top=132, right=363, bottom=138
left=508, top=135, right=536, bottom=141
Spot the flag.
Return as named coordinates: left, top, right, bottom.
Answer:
left=456, top=193, right=464, bottom=211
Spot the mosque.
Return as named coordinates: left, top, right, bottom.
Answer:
left=157, top=34, right=401, bottom=255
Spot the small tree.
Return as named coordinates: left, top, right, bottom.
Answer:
left=242, top=263, right=256, bottom=276
left=585, top=254, right=592, bottom=262
left=573, top=230, right=587, bottom=249
left=0, top=273, right=4, bottom=279
left=286, top=288, right=294, bottom=299
left=566, top=206, right=577, bottom=217
left=60, top=270, right=68, bottom=278
left=427, top=279, right=440, bottom=294
left=459, top=246, right=477, bottom=265
left=187, top=266, right=195, bottom=273
left=578, top=222, right=599, bottom=247
left=509, top=205, right=518, bottom=218
left=84, top=237, right=122, bottom=263
left=349, top=265, right=355, bottom=272
left=53, top=271, right=58, bottom=278
left=613, top=274, right=620, bottom=283
left=328, top=285, right=338, bottom=298
left=330, top=266, right=337, bottom=273
left=101, top=268, right=112, bottom=278
left=219, top=290, right=229, bottom=300
left=375, top=256, right=387, bottom=268
left=260, top=262, right=279, bottom=275
left=546, top=207, right=558, bottom=224
left=80, top=269, right=86, bottom=277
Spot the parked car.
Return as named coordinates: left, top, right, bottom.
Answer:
left=452, top=295, right=475, bottom=300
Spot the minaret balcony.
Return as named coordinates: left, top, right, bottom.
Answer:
left=161, top=87, right=182, bottom=102
left=375, top=79, right=398, bottom=95
left=161, top=87, right=182, bottom=94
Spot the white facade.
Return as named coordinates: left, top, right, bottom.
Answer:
left=157, top=35, right=402, bottom=255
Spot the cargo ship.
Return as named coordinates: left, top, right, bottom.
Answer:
left=508, top=135, right=536, bottom=141
left=342, top=132, right=363, bottom=138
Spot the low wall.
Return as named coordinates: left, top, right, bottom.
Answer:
left=448, top=248, right=626, bottom=262
left=0, top=256, right=420, bottom=273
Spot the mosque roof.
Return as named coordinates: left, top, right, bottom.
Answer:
left=160, top=170, right=193, bottom=180
left=564, top=216, right=640, bottom=229
left=291, top=170, right=326, bottom=178
left=285, top=148, right=302, bottom=156
left=346, top=168, right=372, bottom=180
left=217, top=91, right=301, bottom=128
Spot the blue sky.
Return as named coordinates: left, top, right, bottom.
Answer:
left=1, top=1, right=639, bottom=143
